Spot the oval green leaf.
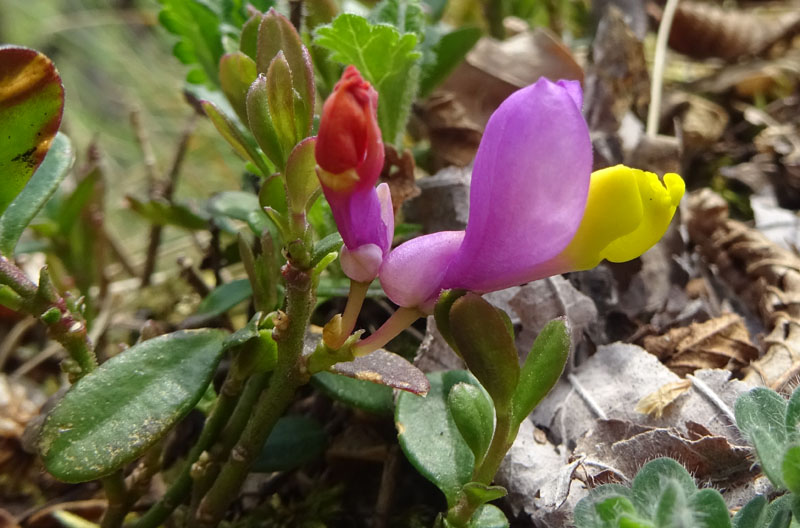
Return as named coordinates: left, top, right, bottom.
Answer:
left=467, top=504, right=508, bottom=528
left=631, top=458, right=695, bottom=519
left=0, top=132, right=73, bottom=255
left=39, top=329, right=227, bottom=482
left=0, top=46, right=65, bottom=216
left=312, top=371, right=394, bottom=416
left=448, top=383, right=494, bottom=463
left=253, top=415, right=326, bottom=472
left=396, top=370, right=477, bottom=507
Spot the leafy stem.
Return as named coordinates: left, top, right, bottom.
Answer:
left=194, top=263, right=314, bottom=527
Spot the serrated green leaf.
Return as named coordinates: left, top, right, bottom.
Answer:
left=449, top=293, right=519, bottom=412
left=158, top=0, right=224, bottom=85
left=312, top=371, right=394, bottom=415
left=466, top=504, right=508, bottom=528
left=0, top=47, right=64, bottom=217
left=396, top=370, right=476, bottom=507
left=39, top=329, right=227, bottom=482
left=314, top=14, right=421, bottom=146
left=0, top=132, right=73, bottom=256
left=631, top=458, right=696, bottom=519
left=253, top=415, right=326, bottom=472
left=733, top=495, right=768, bottom=528
left=371, top=0, right=425, bottom=37
left=511, top=317, right=569, bottom=428
left=219, top=52, right=258, bottom=123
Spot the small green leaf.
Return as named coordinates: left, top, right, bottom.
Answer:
left=0, top=46, right=65, bottom=216
left=447, top=383, right=494, bottom=463
left=573, top=484, right=634, bottom=528
left=433, top=289, right=467, bottom=354
left=511, top=317, right=569, bottom=428
left=733, top=495, right=768, bottom=528
left=631, top=458, right=695, bottom=519
left=735, top=388, right=788, bottom=445
left=240, top=11, right=262, bottom=59
left=253, top=415, right=326, bottom=472
left=0, top=132, right=73, bottom=256
left=158, top=0, right=224, bottom=85
left=202, top=100, right=272, bottom=176
left=371, top=0, right=425, bottom=37
left=466, top=504, right=508, bottom=528
left=783, top=445, right=800, bottom=494
left=751, top=426, right=788, bottom=488
left=219, top=52, right=258, bottom=123
left=256, top=8, right=314, bottom=136
left=312, top=371, right=394, bottom=415
left=126, top=196, right=209, bottom=230
left=462, top=482, right=507, bottom=505
left=285, top=137, right=319, bottom=215
left=786, top=385, right=800, bottom=439
left=396, top=370, right=477, bottom=507
left=419, top=27, right=481, bottom=97
left=311, top=233, right=343, bottom=268
left=266, top=52, right=298, bottom=160
left=246, top=75, right=285, bottom=169
left=208, top=190, right=260, bottom=222
left=449, top=293, right=519, bottom=412
left=39, top=329, right=227, bottom=482
left=689, top=488, right=733, bottom=528
left=314, top=14, right=421, bottom=146
left=654, top=481, right=687, bottom=528
left=195, top=279, right=253, bottom=318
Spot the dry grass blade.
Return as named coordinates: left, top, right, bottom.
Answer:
left=635, top=379, right=692, bottom=419
left=652, top=1, right=800, bottom=62
left=687, top=189, right=800, bottom=388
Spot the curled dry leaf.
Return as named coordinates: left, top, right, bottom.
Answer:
left=379, top=144, right=420, bottom=212
left=687, top=189, right=800, bottom=388
left=651, top=1, right=800, bottom=62
left=643, top=313, right=759, bottom=377
left=635, top=379, right=692, bottom=419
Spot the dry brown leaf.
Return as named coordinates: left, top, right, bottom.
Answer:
left=643, top=313, right=759, bottom=376
left=635, top=379, right=692, bottom=419
left=417, top=94, right=483, bottom=171
left=379, top=145, right=420, bottom=213
left=652, top=1, right=800, bottom=62
left=687, top=189, right=800, bottom=388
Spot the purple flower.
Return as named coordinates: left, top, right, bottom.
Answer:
left=379, top=78, right=684, bottom=312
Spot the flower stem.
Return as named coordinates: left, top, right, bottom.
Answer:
left=100, top=472, right=131, bottom=528
left=194, top=265, right=314, bottom=527
left=325, top=280, right=370, bottom=349
left=351, top=306, right=423, bottom=356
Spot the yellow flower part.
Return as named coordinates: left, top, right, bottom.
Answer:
left=560, top=165, right=685, bottom=270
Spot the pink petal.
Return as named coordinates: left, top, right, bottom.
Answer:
left=379, top=231, right=465, bottom=310
left=442, top=78, right=592, bottom=293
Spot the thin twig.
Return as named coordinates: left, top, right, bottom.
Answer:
left=646, top=0, right=680, bottom=136
left=686, top=374, right=736, bottom=424
left=11, top=342, right=62, bottom=379
left=0, top=316, right=37, bottom=371
left=568, top=374, right=608, bottom=420
left=130, top=108, right=160, bottom=187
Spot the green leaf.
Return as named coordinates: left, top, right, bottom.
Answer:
left=769, top=495, right=794, bottom=528
left=783, top=445, right=800, bottom=494
left=467, top=504, right=509, bottom=528
left=219, top=52, right=258, bottom=123
left=195, top=279, right=253, bottom=318
left=462, top=482, right=507, bottom=505
left=0, top=132, right=73, bottom=256
left=654, top=481, right=687, bottom=528
left=256, top=8, right=314, bottom=136
left=396, top=370, right=477, bottom=507
left=573, top=485, right=634, bottom=528
left=735, top=387, right=788, bottom=444
left=449, top=293, right=519, bottom=412
left=312, top=371, right=394, bottom=415
left=311, top=233, right=343, bottom=268
left=266, top=52, right=298, bottom=160
left=689, top=489, right=733, bottom=528
left=240, top=11, right=262, bottom=59
left=786, top=385, right=800, bottom=439
left=246, top=75, right=285, bottom=169
left=252, top=415, right=326, bottom=472
left=314, top=14, right=421, bottom=146
left=733, top=495, right=768, bottom=528
left=419, top=26, right=481, bottom=97
left=208, top=190, right=260, bottom=222
left=371, top=0, right=425, bottom=37
left=285, top=137, right=320, bottom=215
left=39, top=329, right=227, bottom=482
left=202, top=100, right=272, bottom=176
left=511, top=317, right=569, bottom=428
left=127, top=196, right=209, bottom=230
left=447, top=383, right=494, bottom=463
left=0, top=46, right=64, bottom=217
left=433, top=289, right=468, bottom=353
left=631, top=458, right=696, bottom=519
left=158, top=0, right=224, bottom=85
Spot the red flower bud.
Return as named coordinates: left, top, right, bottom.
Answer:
left=315, top=66, right=384, bottom=192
